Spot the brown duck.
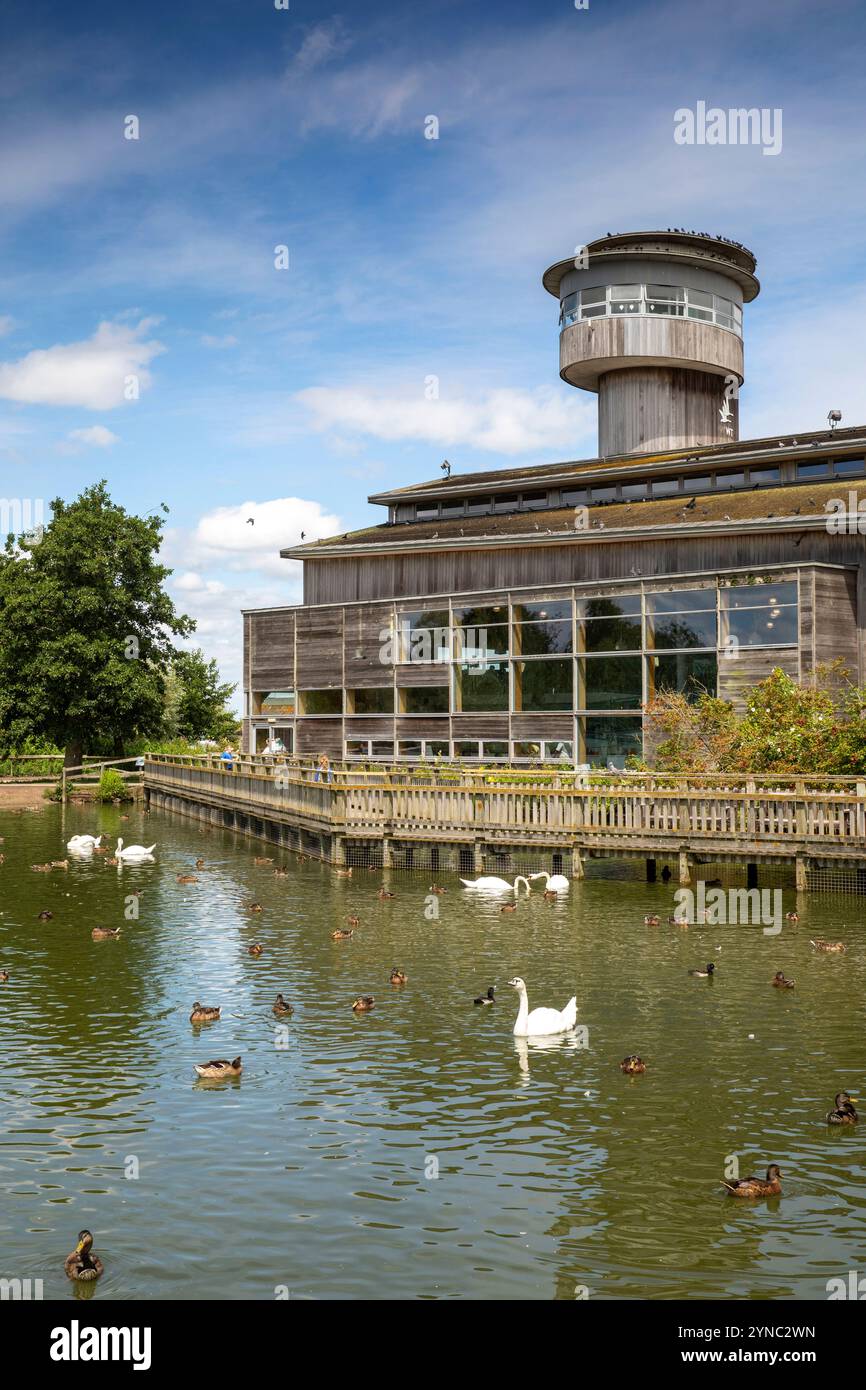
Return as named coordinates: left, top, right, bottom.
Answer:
left=91, top=926, right=121, bottom=940
left=810, top=939, right=846, bottom=953
left=190, top=1002, right=221, bottom=1023
left=352, top=996, right=375, bottom=1012
left=194, top=1056, right=242, bottom=1079
left=772, top=971, right=795, bottom=989
left=331, top=928, right=353, bottom=940
left=65, top=1229, right=104, bottom=1282
left=826, top=1091, right=858, bottom=1125
left=619, top=1055, right=647, bottom=1074
left=273, top=994, right=293, bottom=1016
left=721, top=1164, right=783, bottom=1198
left=248, top=943, right=264, bottom=957
left=389, top=969, right=408, bottom=986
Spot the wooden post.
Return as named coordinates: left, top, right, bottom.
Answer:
left=572, top=845, right=585, bottom=879
left=332, top=835, right=346, bottom=867
left=381, top=838, right=392, bottom=869
left=473, top=841, right=484, bottom=873
left=678, top=851, right=691, bottom=886
left=795, top=854, right=808, bottom=893
left=747, top=862, right=758, bottom=889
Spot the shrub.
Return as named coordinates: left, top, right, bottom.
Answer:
left=98, top=768, right=132, bottom=802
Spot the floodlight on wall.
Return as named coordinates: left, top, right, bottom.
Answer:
left=828, top=410, right=842, bottom=431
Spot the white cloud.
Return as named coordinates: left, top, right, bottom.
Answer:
left=67, top=424, right=119, bottom=447
left=173, top=496, right=342, bottom=578
left=295, top=384, right=594, bottom=455
left=0, top=315, right=15, bottom=337
left=0, top=320, right=164, bottom=409
left=200, top=333, right=239, bottom=349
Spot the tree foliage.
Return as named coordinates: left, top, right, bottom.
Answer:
left=0, top=481, right=193, bottom=766
left=164, top=648, right=237, bottom=743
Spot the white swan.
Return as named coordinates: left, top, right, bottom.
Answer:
left=529, top=871, right=570, bottom=893
left=67, top=834, right=102, bottom=851
left=508, top=976, right=577, bottom=1037
left=115, top=837, right=156, bottom=860
left=459, top=874, right=531, bottom=896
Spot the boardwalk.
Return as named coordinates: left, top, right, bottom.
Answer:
left=145, top=755, right=866, bottom=889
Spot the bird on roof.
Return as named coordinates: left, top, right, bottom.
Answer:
left=684, top=496, right=697, bottom=510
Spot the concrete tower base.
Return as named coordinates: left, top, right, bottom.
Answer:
left=598, top=367, right=738, bottom=457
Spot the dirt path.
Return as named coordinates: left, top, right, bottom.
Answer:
left=0, top=783, right=51, bottom=809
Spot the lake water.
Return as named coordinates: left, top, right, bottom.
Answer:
left=1, top=800, right=864, bottom=1301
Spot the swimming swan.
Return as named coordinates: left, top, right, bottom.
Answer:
left=508, top=976, right=577, bottom=1037
left=67, top=834, right=102, bottom=851
left=115, top=838, right=156, bottom=860
left=459, top=875, right=531, bottom=895
left=529, top=871, right=570, bottom=893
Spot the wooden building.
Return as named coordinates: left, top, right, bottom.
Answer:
left=243, top=233, right=866, bottom=766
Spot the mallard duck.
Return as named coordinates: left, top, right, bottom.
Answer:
left=619, top=1055, right=646, bottom=1074
left=31, top=863, right=52, bottom=872
left=721, top=1164, right=783, bottom=1198
left=429, top=884, right=446, bottom=894
left=273, top=993, right=293, bottom=1016
left=644, top=914, right=661, bottom=926
left=543, top=889, right=557, bottom=902
left=389, top=969, right=408, bottom=985
left=177, top=874, right=198, bottom=884
left=336, top=867, right=353, bottom=878
left=826, top=1091, right=858, bottom=1125
left=105, top=856, right=119, bottom=866
left=297, top=854, right=308, bottom=863
left=195, top=859, right=205, bottom=869
left=810, top=939, right=846, bottom=953
left=331, top=928, right=353, bottom=940
left=189, top=1001, right=220, bottom=1023
left=378, top=889, right=395, bottom=900
left=273, top=866, right=288, bottom=877
left=194, top=1056, right=242, bottom=1079
left=65, top=1229, right=104, bottom=1282
left=91, top=926, right=121, bottom=940
left=669, top=915, right=689, bottom=927
left=473, top=986, right=495, bottom=1006
left=37, top=909, right=53, bottom=920
left=785, top=911, right=799, bottom=922
left=772, top=971, right=795, bottom=989
left=254, top=857, right=273, bottom=866
left=347, top=914, right=361, bottom=927
left=500, top=902, right=517, bottom=913
left=248, top=902, right=263, bottom=913
left=352, top=995, right=375, bottom=1012
left=51, top=860, right=69, bottom=870
left=688, top=963, right=715, bottom=977
left=0, top=970, right=9, bottom=983
left=248, top=943, right=264, bottom=956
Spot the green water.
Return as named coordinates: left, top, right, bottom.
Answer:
left=1, top=801, right=864, bottom=1301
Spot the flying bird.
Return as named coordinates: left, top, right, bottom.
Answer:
left=246, top=517, right=254, bottom=525
left=300, top=531, right=306, bottom=540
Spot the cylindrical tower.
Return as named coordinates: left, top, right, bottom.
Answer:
left=542, top=231, right=759, bottom=456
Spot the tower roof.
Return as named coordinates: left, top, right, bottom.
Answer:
left=542, top=230, right=760, bottom=301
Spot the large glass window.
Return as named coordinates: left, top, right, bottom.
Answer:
left=299, top=689, right=342, bottom=715
left=578, top=595, right=641, bottom=652
left=583, top=716, right=643, bottom=768
left=401, top=686, right=449, bottom=714
left=647, top=590, right=717, bottom=649
left=454, top=605, right=509, bottom=663
left=564, top=284, right=741, bottom=335
left=514, top=741, right=541, bottom=758
left=398, top=610, right=450, bottom=663
left=749, top=466, right=781, bottom=486
left=482, top=741, right=508, bottom=758
left=720, top=581, right=798, bottom=646
left=455, top=740, right=481, bottom=758
left=646, top=284, right=685, bottom=316
left=579, top=656, right=643, bottom=710
left=351, top=688, right=394, bottom=715
left=260, top=690, right=295, bottom=715
left=517, top=659, right=573, bottom=711
left=649, top=652, right=717, bottom=702
left=456, top=664, right=509, bottom=712
left=651, top=476, right=681, bottom=497
left=835, top=457, right=865, bottom=477
left=514, top=600, right=573, bottom=656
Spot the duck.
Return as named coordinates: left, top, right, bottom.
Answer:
left=474, top=986, right=496, bottom=1006
left=347, top=914, right=361, bottom=927
left=529, top=871, right=570, bottom=893
left=189, top=1002, right=221, bottom=1023
left=177, top=874, right=198, bottom=884
left=0, top=970, right=9, bottom=983
left=336, top=867, right=353, bottom=878
left=785, top=911, right=799, bottom=922
left=810, top=939, right=846, bottom=953
left=297, top=854, right=308, bottom=863
left=254, top=856, right=273, bottom=866
left=115, top=838, right=156, bottom=860
left=248, top=943, right=264, bottom=957
left=500, top=902, right=518, bottom=913
left=352, top=996, right=375, bottom=1012
left=826, top=1091, right=859, bottom=1125
left=195, top=859, right=206, bottom=869
left=273, top=993, right=293, bottom=1016
left=507, top=977, right=577, bottom=1037
left=331, top=928, right=353, bottom=940
left=772, top=971, right=795, bottom=989
left=721, top=1164, right=783, bottom=1198
left=37, top=909, right=53, bottom=920
left=248, top=903, right=263, bottom=913
left=389, top=969, right=408, bottom=985
left=429, top=884, right=446, bottom=894
left=688, top=963, right=715, bottom=977
left=378, top=888, right=395, bottom=900
left=91, top=926, right=121, bottom=940
left=65, top=1229, right=104, bottom=1282
left=104, top=856, right=120, bottom=867
left=273, top=866, right=288, bottom=877
left=460, top=875, right=530, bottom=896
left=668, top=915, right=689, bottom=927
left=644, top=914, right=661, bottom=926
left=50, top=860, right=69, bottom=870
left=31, top=863, right=52, bottom=872
left=543, top=889, right=558, bottom=902
left=619, top=1055, right=647, bottom=1074
left=194, top=1056, right=242, bottom=1079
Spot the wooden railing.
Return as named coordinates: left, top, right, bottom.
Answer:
left=144, top=754, right=866, bottom=857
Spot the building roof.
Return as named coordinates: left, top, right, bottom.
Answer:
left=541, top=229, right=760, bottom=300
left=366, top=424, right=866, bottom=506
left=283, top=475, right=866, bottom=560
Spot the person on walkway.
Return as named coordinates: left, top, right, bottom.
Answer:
left=220, top=745, right=235, bottom=771
left=314, top=752, right=332, bottom=784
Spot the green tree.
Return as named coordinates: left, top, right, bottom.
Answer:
left=0, top=481, right=193, bottom=768
left=167, top=648, right=237, bottom=742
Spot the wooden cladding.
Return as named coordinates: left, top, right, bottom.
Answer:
left=343, top=604, right=393, bottom=686
left=295, top=608, right=344, bottom=689
left=250, top=609, right=294, bottom=688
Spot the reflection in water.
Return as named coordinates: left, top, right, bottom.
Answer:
left=0, top=802, right=864, bottom=1300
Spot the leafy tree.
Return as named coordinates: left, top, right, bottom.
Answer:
left=0, top=481, right=193, bottom=768
left=166, top=648, right=237, bottom=742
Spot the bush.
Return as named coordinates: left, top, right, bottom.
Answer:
left=98, top=768, right=132, bottom=802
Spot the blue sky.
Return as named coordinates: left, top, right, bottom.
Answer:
left=1, top=0, right=865, bottom=704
